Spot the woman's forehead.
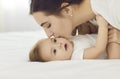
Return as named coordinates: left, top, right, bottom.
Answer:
left=33, top=12, right=49, bottom=25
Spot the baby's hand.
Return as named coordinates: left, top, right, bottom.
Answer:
left=96, top=15, right=108, bottom=27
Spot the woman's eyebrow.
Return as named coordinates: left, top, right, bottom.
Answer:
left=40, top=22, right=48, bottom=27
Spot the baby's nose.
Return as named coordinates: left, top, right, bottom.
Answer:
left=57, top=43, right=62, bottom=48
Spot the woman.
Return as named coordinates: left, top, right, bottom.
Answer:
left=30, top=0, right=120, bottom=58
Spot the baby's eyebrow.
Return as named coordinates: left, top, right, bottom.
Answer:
left=50, top=37, right=55, bottom=42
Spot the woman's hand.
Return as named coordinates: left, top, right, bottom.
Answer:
left=108, top=27, right=120, bottom=44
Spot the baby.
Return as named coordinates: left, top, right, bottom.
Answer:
left=29, top=15, right=108, bottom=62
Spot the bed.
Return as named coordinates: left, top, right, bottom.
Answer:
left=0, top=30, right=120, bottom=79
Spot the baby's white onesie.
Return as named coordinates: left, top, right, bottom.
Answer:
left=71, top=34, right=107, bottom=60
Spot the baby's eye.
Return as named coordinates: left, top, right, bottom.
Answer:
left=53, top=38, right=57, bottom=43
left=53, top=49, right=57, bottom=55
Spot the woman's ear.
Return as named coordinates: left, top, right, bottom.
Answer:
left=60, top=3, right=73, bottom=17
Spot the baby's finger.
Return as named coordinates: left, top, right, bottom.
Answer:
left=108, top=37, right=117, bottom=43
left=108, top=28, right=117, bottom=36
left=108, top=34, right=118, bottom=43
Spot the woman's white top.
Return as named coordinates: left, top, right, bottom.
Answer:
left=71, top=34, right=107, bottom=60
left=91, top=0, right=120, bottom=30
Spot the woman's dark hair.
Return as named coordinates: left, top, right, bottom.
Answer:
left=30, top=0, right=83, bottom=15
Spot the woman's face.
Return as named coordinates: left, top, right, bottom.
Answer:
left=33, top=12, right=73, bottom=38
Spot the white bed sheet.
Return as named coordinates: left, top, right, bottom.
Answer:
left=0, top=31, right=120, bottom=79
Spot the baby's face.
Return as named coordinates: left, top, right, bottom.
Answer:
left=38, top=38, right=74, bottom=61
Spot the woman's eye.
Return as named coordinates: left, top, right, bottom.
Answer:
left=47, top=24, right=51, bottom=28
left=53, top=38, right=57, bottom=43
left=53, top=49, right=57, bottom=55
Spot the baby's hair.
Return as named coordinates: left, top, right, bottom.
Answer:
left=29, top=40, right=45, bottom=62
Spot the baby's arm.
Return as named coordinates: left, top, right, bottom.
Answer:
left=83, top=15, right=108, bottom=59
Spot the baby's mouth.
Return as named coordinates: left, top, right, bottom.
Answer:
left=64, top=43, right=68, bottom=51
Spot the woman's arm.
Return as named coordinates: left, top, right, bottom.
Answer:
left=84, top=15, right=108, bottom=59
left=107, top=28, right=120, bottom=59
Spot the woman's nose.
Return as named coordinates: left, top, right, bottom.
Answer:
left=46, top=29, right=59, bottom=38
left=48, top=33, right=54, bottom=38
left=49, top=33, right=59, bottom=38
left=46, top=31, right=54, bottom=38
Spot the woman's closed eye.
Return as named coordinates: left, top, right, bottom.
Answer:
left=43, top=23, right=51, bottom=29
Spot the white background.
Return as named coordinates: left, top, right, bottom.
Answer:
left=0, top=0, right=42, bottom=32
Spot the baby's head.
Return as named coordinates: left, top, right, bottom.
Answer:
left=29, top=37, right=74, bottom=62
